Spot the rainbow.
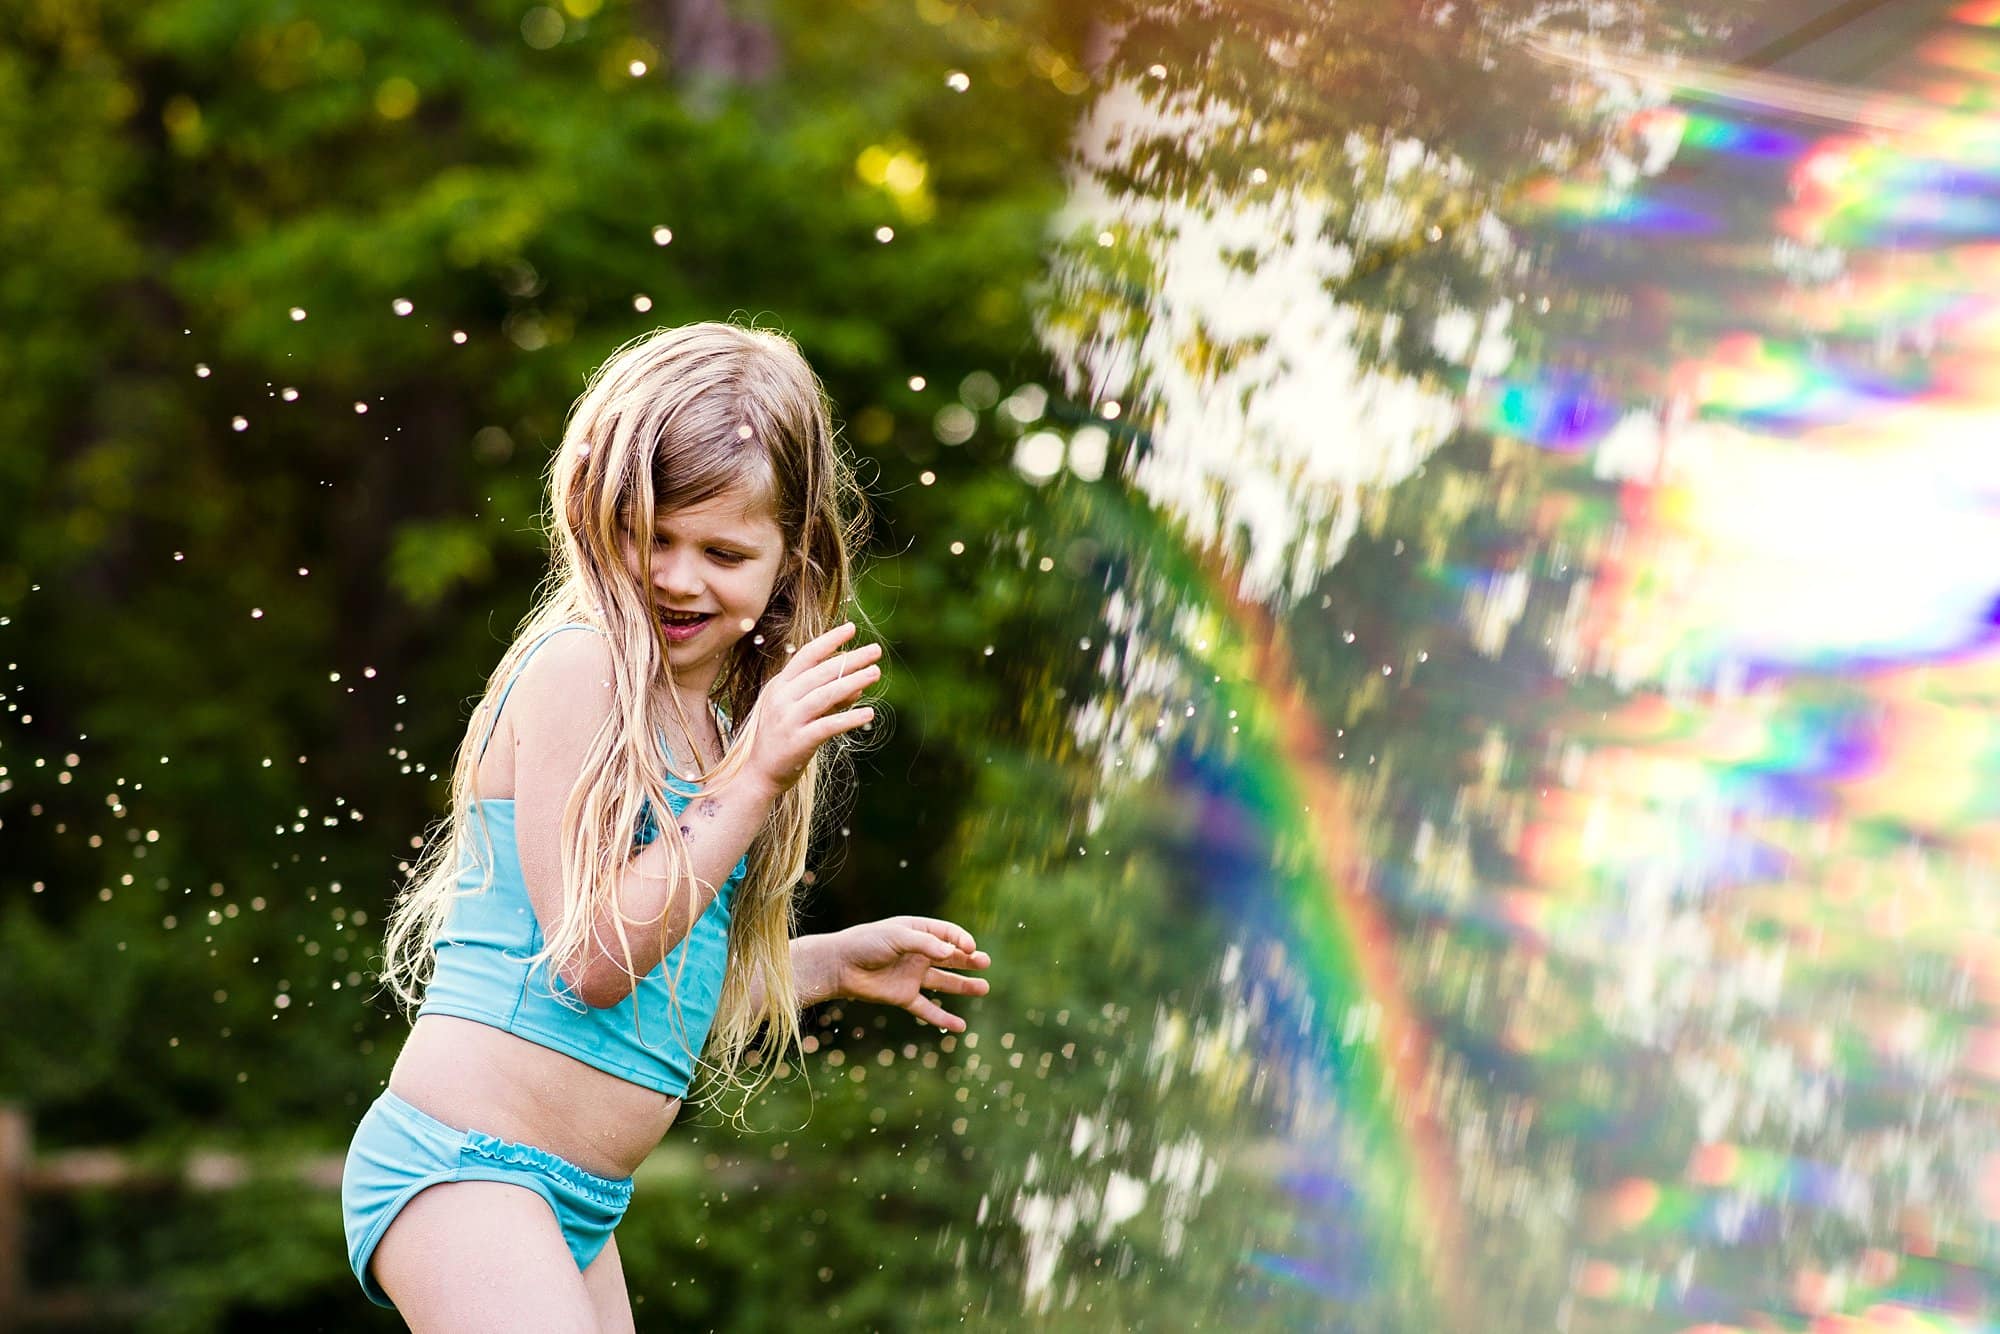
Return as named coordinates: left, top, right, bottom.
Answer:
left=1133, top=531, right=1469, bottom=1322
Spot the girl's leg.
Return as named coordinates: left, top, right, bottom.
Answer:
left=580, top=1233, right=636, bottom=1334
left=371, top=1179, right=597, bottom=1333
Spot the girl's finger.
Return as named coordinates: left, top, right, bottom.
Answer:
left=807, top=706, right=875, bottom=745
left=906, top=996, right=963, bottom=1032
left=934, top=949, right=990, bottom=971
left=794, top=643, right=883, bottom=694
left=922, top=969, right=990, bottom=997
left=898, top=922, right=986, bottom=972
left=799, top=666, right=877, bottom=719
left=782, top=621, right=861, bottom=678
left=766, top=647, right=877, bottom=721
left=902, top=917, right=979, bottom=955
left=895, top=926, right=955, bottom=961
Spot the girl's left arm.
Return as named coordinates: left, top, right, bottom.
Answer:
left=758, top=917, right=992, bottom=1031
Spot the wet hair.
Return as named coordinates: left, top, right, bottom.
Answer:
left=378, top=320, right=868, bottom=1111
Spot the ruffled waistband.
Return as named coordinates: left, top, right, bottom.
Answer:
left=460, top=1128, right=635, bottom=1206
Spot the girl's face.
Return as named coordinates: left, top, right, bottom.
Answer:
left=628, top=478, right=787, bottom=694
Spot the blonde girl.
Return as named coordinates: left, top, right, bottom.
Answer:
left=340, top=322, right=991, bottom=1332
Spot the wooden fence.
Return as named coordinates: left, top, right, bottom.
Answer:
left=0, top=1100, right=744, bottom=1327
left=0, top=1102, right=344, bottom=1328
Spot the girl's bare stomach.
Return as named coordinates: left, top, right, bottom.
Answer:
left=387, top=1014, right=680, bottom=1180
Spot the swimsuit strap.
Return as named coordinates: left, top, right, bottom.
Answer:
left=477, top=624, right=734, bottom=767
left=476, top=624, right=604, bottom=762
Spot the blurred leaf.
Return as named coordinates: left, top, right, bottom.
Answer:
left=386, top=518, right=496, bottom=608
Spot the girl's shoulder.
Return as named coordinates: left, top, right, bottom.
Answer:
left=478, top=625, right=622, bottom=805
left=496, top=625, right=617, bottom=735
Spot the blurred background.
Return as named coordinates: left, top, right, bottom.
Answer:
left=7, top=0, right=2000, bottom=1329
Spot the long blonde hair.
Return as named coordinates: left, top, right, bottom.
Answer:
left=377, top=320, right=869, bottom=1107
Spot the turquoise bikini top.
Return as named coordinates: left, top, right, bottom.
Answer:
left=416, top=623, right=746, bottom=1097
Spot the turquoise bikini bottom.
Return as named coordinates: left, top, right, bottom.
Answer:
left=340, top=1088, right=635, bottom=1308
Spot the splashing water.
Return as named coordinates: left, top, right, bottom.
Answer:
left=1003, top=0, right=2000, bottom=1328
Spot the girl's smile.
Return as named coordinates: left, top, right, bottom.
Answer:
left=656, top=610, right=714, bottom=641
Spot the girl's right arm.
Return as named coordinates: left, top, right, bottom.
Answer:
left=507, top=623, right=880, bottom=1008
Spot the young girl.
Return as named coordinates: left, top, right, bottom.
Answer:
left=341, top=322, right=991, bottom=1331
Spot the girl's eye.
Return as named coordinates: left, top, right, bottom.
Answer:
left=709, top=549, right=746, bottom=564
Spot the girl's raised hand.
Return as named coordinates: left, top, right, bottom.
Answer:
left=831, top=916, right=991, bottom=1033
left=746, top=621, right=882, bottom=795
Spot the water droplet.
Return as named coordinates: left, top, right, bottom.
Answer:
left=946, top=70, right=970, bottom=91
left=451, top=330, right=467, bottom=344
left=875, top=226, right=895, bottom=242
left=1013, top=432, right=1065, bottom=483
left=289, top=307, right=307, bottom=321
left=628, top=59, right=648, bottom=76
left=281, top=386, right=299, bottom=402
left=521, top=6, right=564, bottom=47
left=231, top=416, right=248, bottom=431
left=633, top=294, right=653, bottom=312
left=652, top=226, right=674, bottom=245
left=195, top=363, right=211, bottom=378
left=392, top=298, right=413, bottom=316
left=933, top=404, right=976, bottom=445
left=920, top=470, right=936, bottom=486
left=353, top=401, right=368, bottom=414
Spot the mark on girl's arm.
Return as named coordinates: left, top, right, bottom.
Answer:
left=679, top=825, right=693, bottom=839
left=697, top=797, right=721, bottom=819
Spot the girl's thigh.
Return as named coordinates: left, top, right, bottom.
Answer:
left=372, top=1179, right=597, bottom=1334
left=581, top=1233, right=635, bottom=1334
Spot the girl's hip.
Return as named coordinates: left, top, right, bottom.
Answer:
left=339, top=1087, right=636, bottom=1308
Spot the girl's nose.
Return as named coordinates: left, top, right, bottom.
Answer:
left=656, top=553, right=704, bottom=597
